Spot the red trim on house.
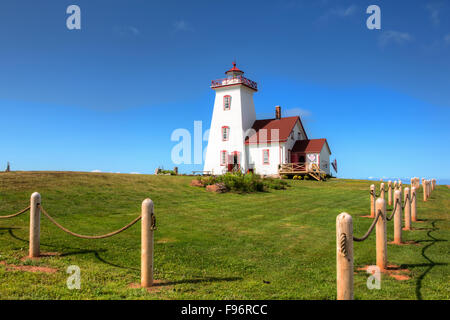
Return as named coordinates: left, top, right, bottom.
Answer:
left=220, top=150, right=227, bottom=166
left=221, top=126, right=230, bottom=141
left=263, top=149, right=270, bottom=165
left=223, top=95, right=231, bottom=110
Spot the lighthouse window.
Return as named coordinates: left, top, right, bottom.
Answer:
left=222, top=126, right=230, bottom=141
left=263, top=149, right=270, bottom=165
left=223, top=95, right=231, bottom=110
left=220, top=150, right=227, bottom=165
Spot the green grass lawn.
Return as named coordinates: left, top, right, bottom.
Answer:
left=0, top=172, right=448, bottom=300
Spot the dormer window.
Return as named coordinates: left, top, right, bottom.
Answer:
left=222, top=126, right=230, bottom=141
left=223, top=95, right=231, bottom=110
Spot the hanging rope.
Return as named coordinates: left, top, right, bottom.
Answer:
left=353, top=210, right=382, bottom=242
left=370, top=189, right=381, bottom=198
left=387, top=198, right=400, bottom=221
left=402, top=193, right=410, bottom=209
left=0, top=206, right=30, bottom=219
left=38, top=205, right=143, bottom=239
left=410, top=192, right=416, bottom=203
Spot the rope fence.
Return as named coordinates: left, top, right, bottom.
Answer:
left=0, top=192, right=157, bottom=288
left=0, top=206, right=30, bottom=219
left=353, top=210, right=381, bottom=242
left=39, top=205, right=144, bottom=239
left=338, top=176, right=437, bottom=300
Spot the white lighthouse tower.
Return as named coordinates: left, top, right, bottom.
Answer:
left=203, top=62, right=258, bottom=174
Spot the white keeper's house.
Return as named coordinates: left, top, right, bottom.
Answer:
left=203, top=63, right=332, bottom=179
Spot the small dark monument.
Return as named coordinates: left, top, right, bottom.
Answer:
left=5, top=161, right=10, bottom=172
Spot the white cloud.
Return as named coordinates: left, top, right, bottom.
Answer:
left=284, top=107, right=312, bottom=118
left=379, top=30, right=413, bottom=47
left=130, top=172, right=141, bottom=174
left=173, top=20, right=194, bottom=32
left=426, top=3, right=442, bottom=26
left=319, top=5, right=357, bottom=21
left=91, top=169, right=102, bottom=173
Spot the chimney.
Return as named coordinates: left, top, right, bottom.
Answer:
left=275, top=105, right=281, bottom=119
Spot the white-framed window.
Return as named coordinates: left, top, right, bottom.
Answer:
left=263, top=149, right=270, bottom=165
left=220, top=150, right=227, bottom=166
left=222, top=126, right=230, bottom=141
left=223, top=95, right=231, bottom=110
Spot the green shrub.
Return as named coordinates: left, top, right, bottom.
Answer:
left=196, top=172, right=287, bottom=193
left=159, top=169, right=177, bottom=175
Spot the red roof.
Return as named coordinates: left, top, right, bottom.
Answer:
left=291, top=138, right=331, bottom=154
left=245, top=116, right=308, bottom=144
left=225, top=62, right=244, bottom=74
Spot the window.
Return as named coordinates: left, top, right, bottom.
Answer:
left=263, top=149, right=270, bottom=165
left=220, top=150, right=227, bottom=166
left=223, top=95, right=231, bottom=110
left=222, top=126, right=230, bottom=141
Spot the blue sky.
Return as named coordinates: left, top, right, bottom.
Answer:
left=0, top=0, right=449, bottom=181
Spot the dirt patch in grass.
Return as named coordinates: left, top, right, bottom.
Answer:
left=0, top=261, right=58, bottom=273
left=128, top=280, right=173, bottom=293
left=20, top=252, right=61, bottom=261
left=357, top=264, right=411, bottom=281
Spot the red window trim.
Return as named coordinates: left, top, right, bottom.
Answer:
left=221, top=126, right=230, bottom=141
left=262, top=149, right=270, bottom=165
left=220, top=150, right=227, bottom=166
left=223, top=95, right=231, bottom=110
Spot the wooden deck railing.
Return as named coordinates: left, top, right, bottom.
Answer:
left=279, top=163, right=307, bottom=173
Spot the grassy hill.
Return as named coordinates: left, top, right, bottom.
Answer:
left=0, top=171, right=448, bottom=300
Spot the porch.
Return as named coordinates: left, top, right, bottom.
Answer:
left=279, top=163, right=326, bottom=181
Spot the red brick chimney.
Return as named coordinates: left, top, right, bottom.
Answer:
left=275, top=105, right=281, bottom=119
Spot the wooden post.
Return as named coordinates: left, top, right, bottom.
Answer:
left=427, top=180, right=431, bottom=197
left=376, top=198, right=387, bottom=270
left=394, top=180, right=398, bottom=191
left=141, top=198, right=154, bottom=288
left=29, top=192, right=41, bottom=258
left=380, top=183, right=385, bottom=200
left=388, top=180, right=392, bottom=206
left=404, top=187, right=411, bottom=231
left=431, top=179, right=435, bottom=191
left=336, top=212, right=353, bottom=300
left=423, top=179, right=427, bottom=201
left=370, top=184, right=375, bottom=218
left=393, top=190, right=402, bottom=245
left=411, top=187, right=417, bottom=222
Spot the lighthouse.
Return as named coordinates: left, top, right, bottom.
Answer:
left=203, top=63, right=332, bottom=177
left=203, top=62, right=258, bottom=174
